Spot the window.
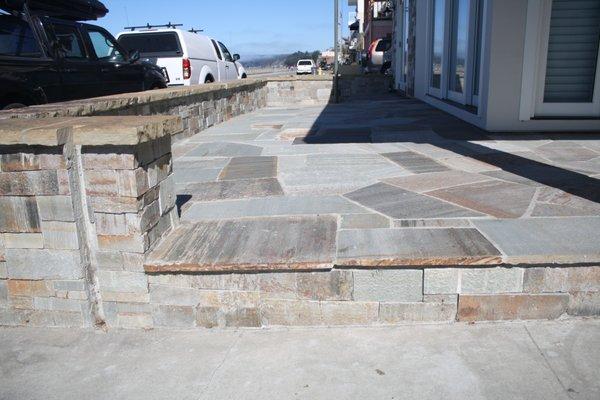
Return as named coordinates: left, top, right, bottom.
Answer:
left=51, top=24, right=86, bottom=59
left=402, top=0, right=410, bottom=83
left=375, top=39, right=391, bottom=52
left=430, top=0, right=445, bottom=90
left=543, top=0, right=600, bottom=103
left=118, top=32, right=182, bottom=57
left=448, top=0, right=468, bottom=94
left=217, top=41, right=233, bottom=62
left=88, top=30, right=125, bottom=62
left=298, top=60, right=313, bottom=66
left=0, top=14, right=42, bottom=57
left=211, top=40, right=222, bottom=60
left=529, top=0, right=600, bottom=118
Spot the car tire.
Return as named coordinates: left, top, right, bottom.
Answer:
left=241, top=74, right=247, bottom=79
left=204, top=76, right=214, bottom=84
left=2, top=103, right=27, bottom=110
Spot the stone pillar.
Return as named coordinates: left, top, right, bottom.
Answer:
left=0, top=116, right=181, bottom=329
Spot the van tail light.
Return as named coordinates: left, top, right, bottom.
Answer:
left=183, top=58, right=191, bottom=79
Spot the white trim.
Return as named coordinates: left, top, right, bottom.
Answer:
left=519, top=0, right=546, bottom=120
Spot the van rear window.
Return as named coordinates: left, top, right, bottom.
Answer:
left=375, top=39, right=391, bottom=52
left=0, top=14, right=42, bottom=58
left=298, top=60, right=313, bottom=66
left=118, top=32, right=182, bottom=57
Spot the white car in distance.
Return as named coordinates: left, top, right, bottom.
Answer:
left=117, top=25, right=247, bottom=86
left=296, top=59, right=315, bottom=75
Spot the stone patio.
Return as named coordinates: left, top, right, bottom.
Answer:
left=146, top=95, right=600, bottom=272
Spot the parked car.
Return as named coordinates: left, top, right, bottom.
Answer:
left=117, top=26, right=247, bottom=86
left=296, top=59, right=315, bottom=75
left=366, top=38, right=392, bottom=74
left=0, top=0, right=167, bottom=110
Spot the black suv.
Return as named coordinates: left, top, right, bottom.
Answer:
left=0, top=1, right=167, bottom=110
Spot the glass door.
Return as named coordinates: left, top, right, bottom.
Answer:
left=428, top=0, right=446, bottom=98
left=535, top=0, right=600, bottom=117
left=428, top=0, right=484, bottom=107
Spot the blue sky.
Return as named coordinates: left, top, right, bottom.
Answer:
left=99, top=0, right=347, bottom=58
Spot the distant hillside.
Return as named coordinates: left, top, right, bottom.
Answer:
left=244, top=51, right=322, bottom=68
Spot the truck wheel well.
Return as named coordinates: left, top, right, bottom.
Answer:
left=0, top=93, right=34, bottom=109
left=204, top=74, right=214, bottom=83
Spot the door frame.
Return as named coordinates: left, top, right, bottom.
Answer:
left=520, top=0, right=600, bottom=119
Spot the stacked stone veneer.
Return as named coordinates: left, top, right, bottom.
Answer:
left=0, top=117, right=180, bottom=328
left=266, top=77, right=334, bottom=107
left=140, top=266, right=600, bottom=328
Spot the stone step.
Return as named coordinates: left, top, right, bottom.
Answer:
left=144, top=216, right=338, bottom=273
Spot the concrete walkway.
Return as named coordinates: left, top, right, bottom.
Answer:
left=0, top=319, right=598, bottom=400
left=146, top=96, right=600, bottom=272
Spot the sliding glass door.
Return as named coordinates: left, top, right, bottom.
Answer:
left=428, top=0, right=484, bottom=107
left=395, top=0, right=410, bottom=91
left=535, top=0, right=600, bottom=117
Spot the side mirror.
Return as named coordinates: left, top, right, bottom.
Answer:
left=129, top=50, right=140, bottom=63
left=233, top=54, right=240, bottom=61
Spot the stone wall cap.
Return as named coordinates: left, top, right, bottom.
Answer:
left=0, top=115, right=182, bottom=146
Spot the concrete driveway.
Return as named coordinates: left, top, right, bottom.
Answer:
left=0, top=319, right=598, bottom=400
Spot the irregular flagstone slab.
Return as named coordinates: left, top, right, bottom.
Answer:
left=438, top=156, right=500, bottom=173
left=382, top=152, right=449, bottom=173
left=187, top=133, right=261, bottom=143
left=297, top=127, right=373, bottom=144
left=174, top=168, right=221, bottom=185
left=472, top=217, right=600, bottom=264
left=145, top=216, right=337, bottom=273
left=393, top=219, right=474, bottom=228
left=251, top=123, right=284, bottom=130
left=278, top=154, right=408, bottom=195
left=481, top=170, right=545, bottom=187
left=218, top=156, right=277, bottom=181
left=427, top=180, right=537, bottom=219
left=372, top=129, right=447, bottom=144
left=336, top=228, right=502, bottom=267
left=537, top=142, right=599, bottom=163
left=174, top=158, right=230, bottom=170
left=531, top=187, right=600, bottom=217
left=383, top=170, right=492, bottom=193
left=182, top=195, right=368, bottom=221
left=345, top=183, right=483, bottom=219
left=340, top=213, right=391, bottom=229
left=186, top=142, right=263, bottom=158
left=180, top=178, right=284, bottom=201
left=261, top=143, right=372, bottom=156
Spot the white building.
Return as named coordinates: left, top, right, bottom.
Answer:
left=393, top=0, right=600, bottom=132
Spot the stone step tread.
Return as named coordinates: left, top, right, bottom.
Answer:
left=144, top=215, right=338, bottom=273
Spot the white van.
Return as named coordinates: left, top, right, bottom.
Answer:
left=117, top=27, right=247, bottom=86
left=296, top=59, right=315, bottom=75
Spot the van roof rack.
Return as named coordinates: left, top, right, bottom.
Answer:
left=188, top=28, right=203, bottom=34
left=124, top=22, right=183, bottom=31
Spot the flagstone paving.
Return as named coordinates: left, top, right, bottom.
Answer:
left=146, top=95, right=600, bottom=272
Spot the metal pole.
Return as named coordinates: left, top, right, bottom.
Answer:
left=334, top=0, right=339, bottom=77
left=334, top=0, right=340, bottom=102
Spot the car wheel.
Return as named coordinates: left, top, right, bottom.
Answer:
left=2, top=103, right=27, bottom=110
left=205, top=76, right=214, bottom=84
left=241, top=74, right=247, bottom=79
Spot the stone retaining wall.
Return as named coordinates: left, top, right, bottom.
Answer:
left=137, top=266, right=599, bottom=329
left=266, top=77, right=334, bottom=107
